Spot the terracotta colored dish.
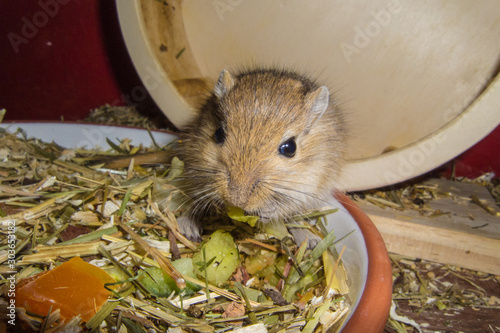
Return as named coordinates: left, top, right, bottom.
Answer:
left=335, top=193, right=392, bottom=332
left=0, top=122, right=392, bottom=331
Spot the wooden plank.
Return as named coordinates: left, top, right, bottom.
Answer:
left=367, top=212, right=500, bottom=275
left=358, top=178, right=500, bottom=237
left=359, top=200, right=500, bottom=242
left=353, top=178, right=500, bottom=274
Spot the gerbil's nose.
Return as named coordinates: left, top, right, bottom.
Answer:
left=226, top=177, right=258, bottom=209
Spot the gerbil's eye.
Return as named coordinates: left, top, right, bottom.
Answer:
left=214, top=127, right=226, bottom=144
left=278, top=138, right=296, bottom=157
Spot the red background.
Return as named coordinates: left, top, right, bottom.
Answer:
left=0, top=0, right=498, bottom=179
left=0, top=0, right=152, bottom=121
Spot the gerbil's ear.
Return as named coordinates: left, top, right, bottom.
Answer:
left=214, top=69, right=236, bottom=99
left=306, top=86, right=330, bottom=128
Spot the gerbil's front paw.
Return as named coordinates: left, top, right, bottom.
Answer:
left=287, top=226, right=321, bottom=250
left=177, top=215, right=202, bottom=243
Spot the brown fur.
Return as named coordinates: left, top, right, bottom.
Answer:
left=176, top=68, right=347, bottom=228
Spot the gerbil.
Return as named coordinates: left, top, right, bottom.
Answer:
left=175, top=68, right=347, bottom=243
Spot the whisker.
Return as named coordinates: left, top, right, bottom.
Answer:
left=264, top=181, right=325, bottom=204
left=261, top=179, right=350, bottom=218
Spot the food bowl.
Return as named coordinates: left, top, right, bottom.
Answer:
left=1, top=122, right=392, bottom=332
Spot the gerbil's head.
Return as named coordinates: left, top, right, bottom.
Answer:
left=177, top=68, right=346, bottom=221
